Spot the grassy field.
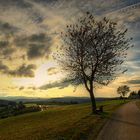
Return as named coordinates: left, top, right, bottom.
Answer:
left=24, top=103, right=38, bottom=107
left=0, top=100, right=126, bottom=140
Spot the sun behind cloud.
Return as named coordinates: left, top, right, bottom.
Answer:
left=0, top=0, right=139, bottom=98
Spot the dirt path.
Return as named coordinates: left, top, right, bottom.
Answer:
left=96, top=101, right=140, bottom=140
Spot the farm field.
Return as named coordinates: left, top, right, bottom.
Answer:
left=0, top=100, right=127, bottom=140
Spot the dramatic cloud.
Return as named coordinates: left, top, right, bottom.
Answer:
left=0, top=21, right=18, bottom=35
left=8, top=64, right=36, bottom=77
left=0, top=62, right=36, bottom=77
left=27, top=44, right=45, bottom=59
left=0, top=40, right=16, bottom=60
left=0, top=0, right=33, bottom=11
left=14, top=33, right=51, bottom=59
left=0, top=0, right=139, bottom=97
left=126, top=79, right=140, bottom=85
left=40, top=78, right=81, bottom=90
left=28, top=33, right=47, bottom=42
left=19, top=86, right=37, bottom=91
left=15, top=33, right=48, bottom=46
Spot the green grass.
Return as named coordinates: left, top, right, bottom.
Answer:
left=0, top=100, right=126, bottom=140
left=24, top=103, right=37, bottom=107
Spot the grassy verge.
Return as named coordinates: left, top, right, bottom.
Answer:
left=0, top=100, right=127, bottom=140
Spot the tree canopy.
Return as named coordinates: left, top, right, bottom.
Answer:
left=117, top=85, right=130, bottom=97
left=56, top=12, right=133, bottom=112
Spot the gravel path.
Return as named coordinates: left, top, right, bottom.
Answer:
left=96, top=101, right=140, bottom=140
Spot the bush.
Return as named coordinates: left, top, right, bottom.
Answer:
left=13, top=106, right=41, bottom=116
left=0, top=106, right=41, bottom=119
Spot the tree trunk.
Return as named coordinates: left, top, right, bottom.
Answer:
left=83, top=79, right=96, bottom=113
left=89, top=88, right=97, bottom=113
left=123, top=97, right=125, bottom=103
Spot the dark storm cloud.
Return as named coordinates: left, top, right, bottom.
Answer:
left=15, top=33, right=51, bottom=46
left=31, top=0, right=60, bottom=9
left=29, top=33, right=47, bottom=42
left=27, top=44, right=46, bottom=59
left=14, top=33, right=51, bottom=59
left=40, top=80, right=70, bottom=90
left=0, top=62, right=36, bottom=77
left=126, top=79, right=140, bottom=85
left=32, top=0, right=57, bottom=3
left=0, top=22, right=18, bottom=35
left=14, top=34, right=45, bottom=48
left=0, top=0, right=139, bottom=79
left=14, top=0, right=32, bottom=9
left=8, top=64, right=36, bottom=77
left=28, top=10, right=44, bottom=24
left=0, top=40, right=15, bottom=59
left=0, top=0, right=32, bottom=9
left=40, top=79, right=81, bottom=90
left=30, top=33, right=50, bottom=43
left=31, top=0, right=140, bottom=16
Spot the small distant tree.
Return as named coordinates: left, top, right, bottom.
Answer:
left=117, top=85, right=130, bottom=101
left=130, top=91, right=137, bottom=96
left=129, top=91, right=137, bottom=99
left=56, top=12, right=133, bottom=113
left=18, top=101, right=25, bottom=110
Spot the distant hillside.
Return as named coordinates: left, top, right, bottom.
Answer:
left=0, top=96, right=119, bottom=104
left=0, top=99, right=16, bottom=106
left=1, top=96, right=90, bottom=103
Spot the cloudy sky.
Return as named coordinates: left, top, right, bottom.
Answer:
left=0, top=0, right=140, bottom=98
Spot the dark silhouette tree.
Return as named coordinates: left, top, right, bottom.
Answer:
left=138, top=90, right=140, bottom=98
left=129, top=91, right=136, bottom=99
left=117, top=85, right=130, bottom=101
left=56, top=12, right=133, bottom=113
left=130, top=91, right=137, bottom=96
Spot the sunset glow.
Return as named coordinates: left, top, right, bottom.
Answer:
left=0, top=0, right=139, bottom=98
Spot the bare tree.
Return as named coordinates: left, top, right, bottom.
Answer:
left=56, top=12, right=132, bottom=113
left=117, top=85, right=130, bottom=101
